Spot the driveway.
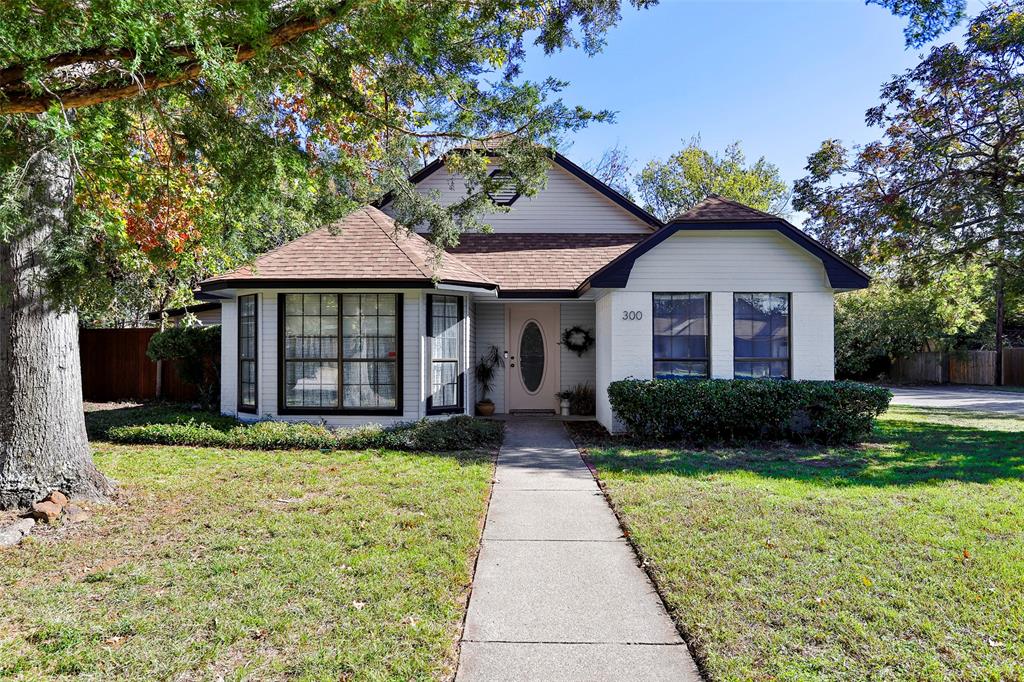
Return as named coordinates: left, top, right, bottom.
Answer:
left=456, top=418, right=701, bottom=682
left=888, top=386, right=1024, bottom=415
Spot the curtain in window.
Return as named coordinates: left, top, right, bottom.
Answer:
left=238, top=295, right=257, bottom=410
left=429, top=295, right=461, bottom=409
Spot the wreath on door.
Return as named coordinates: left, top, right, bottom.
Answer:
left=561, top=326, right=595, bottom=357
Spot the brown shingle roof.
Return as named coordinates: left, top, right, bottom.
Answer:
left=447, top=233, right=645, bottom=292
left=202, top=206, right=495, bottom=289
left=668, top=195, right=778, bottom=223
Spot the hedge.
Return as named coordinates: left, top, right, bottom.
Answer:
left=108, top=415, right=503, bottom=452
left=607, top=379, right=892, bottom=445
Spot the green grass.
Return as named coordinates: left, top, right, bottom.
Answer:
left=0, top=406, right=495, bottom=681
left=573, top=406, right=1024, bottom=681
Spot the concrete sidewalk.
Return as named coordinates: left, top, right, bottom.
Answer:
left=456, top=419, right=701, bottom=682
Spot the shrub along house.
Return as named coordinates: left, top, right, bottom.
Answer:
left=198, top=151, right=869, bottom=432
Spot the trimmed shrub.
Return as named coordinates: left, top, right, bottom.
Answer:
left=107, top=415, right=503, bottom=452
left=607, top=379, right=892, bottom=445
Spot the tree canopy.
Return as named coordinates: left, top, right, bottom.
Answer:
left=794, top=2, right=1023, bottom=278
left=635, top=137, right=790, bottom=221
left=0, top=1, right=662, bottom=320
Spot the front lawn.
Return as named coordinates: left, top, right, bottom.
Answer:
left=0, top=406, right=496, bottom=680
left=573, top=406, right=1024, bottom=681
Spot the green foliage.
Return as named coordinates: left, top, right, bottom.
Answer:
left=558, top=383, right=596, bottom=415
left=794, top=3, right=1024, bottom=279
left=146, top=325, right=221, bottom=406
left=868, top=0, right=966, bottom=46
left=474, top=345, right=504, bottom=402
left=107, top=415, right=503, bottom=452
left=0, top=1, right=656, bottom=320
left=635, top=137, right=790, bottom=221
left=835, top=266, right=990, bottom=377
left=607, top=379, right=892, bottom=445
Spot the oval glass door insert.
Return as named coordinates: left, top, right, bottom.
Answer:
left=519, top=321, right=545, bottom=393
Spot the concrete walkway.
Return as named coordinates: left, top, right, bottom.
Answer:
left=456, top=419, right=701, bottom=682
left=889, top=386, right=1024, bottom=415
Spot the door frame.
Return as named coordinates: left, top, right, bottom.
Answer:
left=504, top=303, right=561, bottom=412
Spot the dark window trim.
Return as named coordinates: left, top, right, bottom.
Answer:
left=652, top=292, right=711, bottom=379
left=426, top=293, right=465, bottom=415
left=732, top=292, right=792, bottom=380
left=276, top=292, right=404, bottom=416
left=237, top=294, right=258, bottom=414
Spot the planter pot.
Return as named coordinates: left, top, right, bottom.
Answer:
left=560, top=398, right=571, bottom=417
left=476, top=400, right=496, bottom=417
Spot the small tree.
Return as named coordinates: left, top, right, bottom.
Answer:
left=834, top=265, right=989, bottom=378
left=474, top=346, right=505, bottom=404
left=147, top=326, right=222, bottom=409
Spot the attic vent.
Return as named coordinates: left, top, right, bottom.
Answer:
left=487, top=170, right=520, bottom=206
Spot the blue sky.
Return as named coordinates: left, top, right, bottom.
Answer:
left=520, top=0, right=984, bottom=208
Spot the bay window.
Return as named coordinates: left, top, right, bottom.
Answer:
left=280, top=293, right=401, bottom=414
left=733, top=293, right=790, bottom=379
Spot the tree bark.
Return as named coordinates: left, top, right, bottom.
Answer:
left=0, top=134, right=112, bottom=509
left=995, top=266, right=1005, bottom=386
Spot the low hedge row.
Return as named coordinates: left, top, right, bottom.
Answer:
left=107, top=415, right=503, bottom=452
left=607, top=379, right=892, bottom=445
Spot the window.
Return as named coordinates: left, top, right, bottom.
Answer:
left=653, top=293, right=709, bottom=379
left=238, top=294, right=258, bottom=412
left=427, top=294, right=463, bottom=413
left=280, top=293, right=401, bottom=413
left=734, top=293, right=790, bottom=379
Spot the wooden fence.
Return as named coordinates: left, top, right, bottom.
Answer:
left=891, top=349, right=1024, bottom=386
left=79, top=328, right=202, bottom=402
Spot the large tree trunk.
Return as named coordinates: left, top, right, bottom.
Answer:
left=0, top=134, right=111, bottom=509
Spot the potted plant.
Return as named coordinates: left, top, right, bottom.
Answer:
left=556, top=390, right=572, bottom=416
left=474, top=345, right=505, bottom=416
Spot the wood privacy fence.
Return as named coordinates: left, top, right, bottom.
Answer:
left=891, top=349, right=1024, bottom=386
left=79, top=328, right=202, bottom=402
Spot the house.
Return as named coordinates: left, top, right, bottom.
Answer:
left=198, top=151, right=869, bottom=432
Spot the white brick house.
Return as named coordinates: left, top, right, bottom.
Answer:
left=199, top=151, right=868, bottom=432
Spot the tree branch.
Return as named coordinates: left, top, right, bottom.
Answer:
left=0, top=8, right=345, bottom=115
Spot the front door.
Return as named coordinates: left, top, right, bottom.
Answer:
left=506, top=304, right=560, bottom=412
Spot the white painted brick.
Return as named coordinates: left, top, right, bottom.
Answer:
left=791, top=291, right=835, bottom=380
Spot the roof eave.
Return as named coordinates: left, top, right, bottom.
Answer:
left=198, top=277, right=497, bottom=292
left=582, top=219, right=871, bottom=291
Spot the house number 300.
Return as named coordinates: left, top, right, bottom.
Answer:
left=621, top=310, right=643, bottom=321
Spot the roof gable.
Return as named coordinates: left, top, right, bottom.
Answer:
left=379, top=150, right=661, bottom=232
left=200, top=206, right=495, bottom=291
left=669, top=195, right=779, bottom=222
left=584, top=197, right=870, bottom=291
